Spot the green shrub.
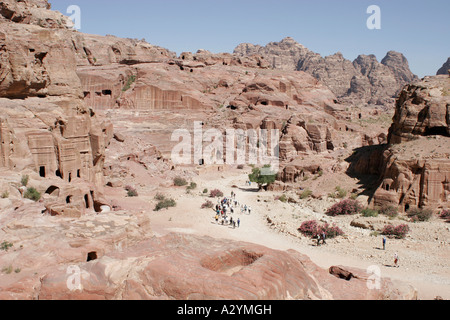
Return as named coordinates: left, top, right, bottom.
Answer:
left=1, top=191, right=9, bottom=199
left=361, top=208, right=379, bottom=217
left=154, top=198, right=177, bottom=211
left=299, top=189, right=312, bottom=200
left=186, top=182, right=197, bottom=191
left=122, top=75, right=136, bottom=92
left=349, top=193, right=358, bottom=200
left=406, top=207, right=433, bottom=222
left=125, top=185, right=138, bottom=197
left=154, top=193, right=166, bottom=201
left=2, top=265, right=13, bottom=274
left=278, top=194, right=287, bottom=203
left=203, top=188, right=208, bottom=194
left=174, top=177, right=188, bottom=187
left=0, top=241, right=13, bottom=252
left=24, top=187, right=41, bottom=202
left=21, top=175, right=29, bottom=187
left=379, top=205, right=398, bottom=218
left=335, top=186, right=347, bottom=199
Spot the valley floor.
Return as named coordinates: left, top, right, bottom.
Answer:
left=115, top=167, right=450, bottom=300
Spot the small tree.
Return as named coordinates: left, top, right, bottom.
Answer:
left=248, top=165, right=276, bottom=190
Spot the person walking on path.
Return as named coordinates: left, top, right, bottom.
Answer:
left=383, top=237, right=387, bottom=250
left=322, top=232, right=326, bottom=245
left=394, top=252, right=399, bottom=268
left=237, top=218, right=240, bottom=228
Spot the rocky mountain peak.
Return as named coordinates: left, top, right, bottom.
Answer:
left=234, top=38, right=418, bottom=107
left=381, top=51, right=418, bottom=83
left=437, top=57, right=450, bottom=75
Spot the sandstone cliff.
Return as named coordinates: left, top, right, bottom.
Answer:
left=0, top=0, right=426, bottom=301
left=0, top=0, right=112, bottom=216
left=234, top=37, right=418, bottom=107
left=349, top=76, right=449, bottom=212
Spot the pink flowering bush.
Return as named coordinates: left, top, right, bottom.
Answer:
left=326, top=199, right=362, bottom=216
left=209, top=189, right=224, bottom=198
left=298, top=220, right=319, bottom=237
left=381, top=224, right=410, bottom=239
left=320, top=223, right=345, bottom=239
left=298, top=220, right=344, bottom=239
left=439, top=209, right=450, bottom=221
left=201, top=200, right=214, bottom=209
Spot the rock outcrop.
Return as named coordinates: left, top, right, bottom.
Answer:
left=75, top=34, right=389, bottom=166
left=349, top=76, right=449, bottom=212
left=234, top=37, right=418, bottom=107
left=388, top=76, right=450, bottom=144
left=0, top=0, right=112, bottom=216
left=0, top=227, right=418, bottom=300
left=437, top=58, right=450, bottom=76
left=0, top=0, right=72, bottom=29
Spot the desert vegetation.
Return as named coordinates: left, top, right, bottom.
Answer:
left=24, top=187, right=41, bottom=202
left=154, top=195, right=177, bottom=211
left=298, top=220, right=344, bottom=239
left=325, top=199, right=362, bottom=216
left=381, top=224, right=410, bottom=239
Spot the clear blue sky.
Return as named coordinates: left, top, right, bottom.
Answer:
left=50, top=0, right=449, bottom=78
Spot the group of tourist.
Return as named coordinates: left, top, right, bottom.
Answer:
left=213, top=191, right=251, bottom=229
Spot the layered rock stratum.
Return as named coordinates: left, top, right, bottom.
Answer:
left=348, top=75, right=450, bottom=212
left=0, top=0, right=112, bottom=217
left=0, top=0, right=446, bottom=300
left=234, top=37, right=418, bottom=107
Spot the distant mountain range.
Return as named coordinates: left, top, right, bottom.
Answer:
left=234, top=37, right=419, bottom=107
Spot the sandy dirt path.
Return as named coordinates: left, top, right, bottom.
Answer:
left=146, top=169, right=450, bottom=300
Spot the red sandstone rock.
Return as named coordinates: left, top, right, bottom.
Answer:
left=26, top=234, right=416, bottom=300
left=234, top=37, right=418, bottom=108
